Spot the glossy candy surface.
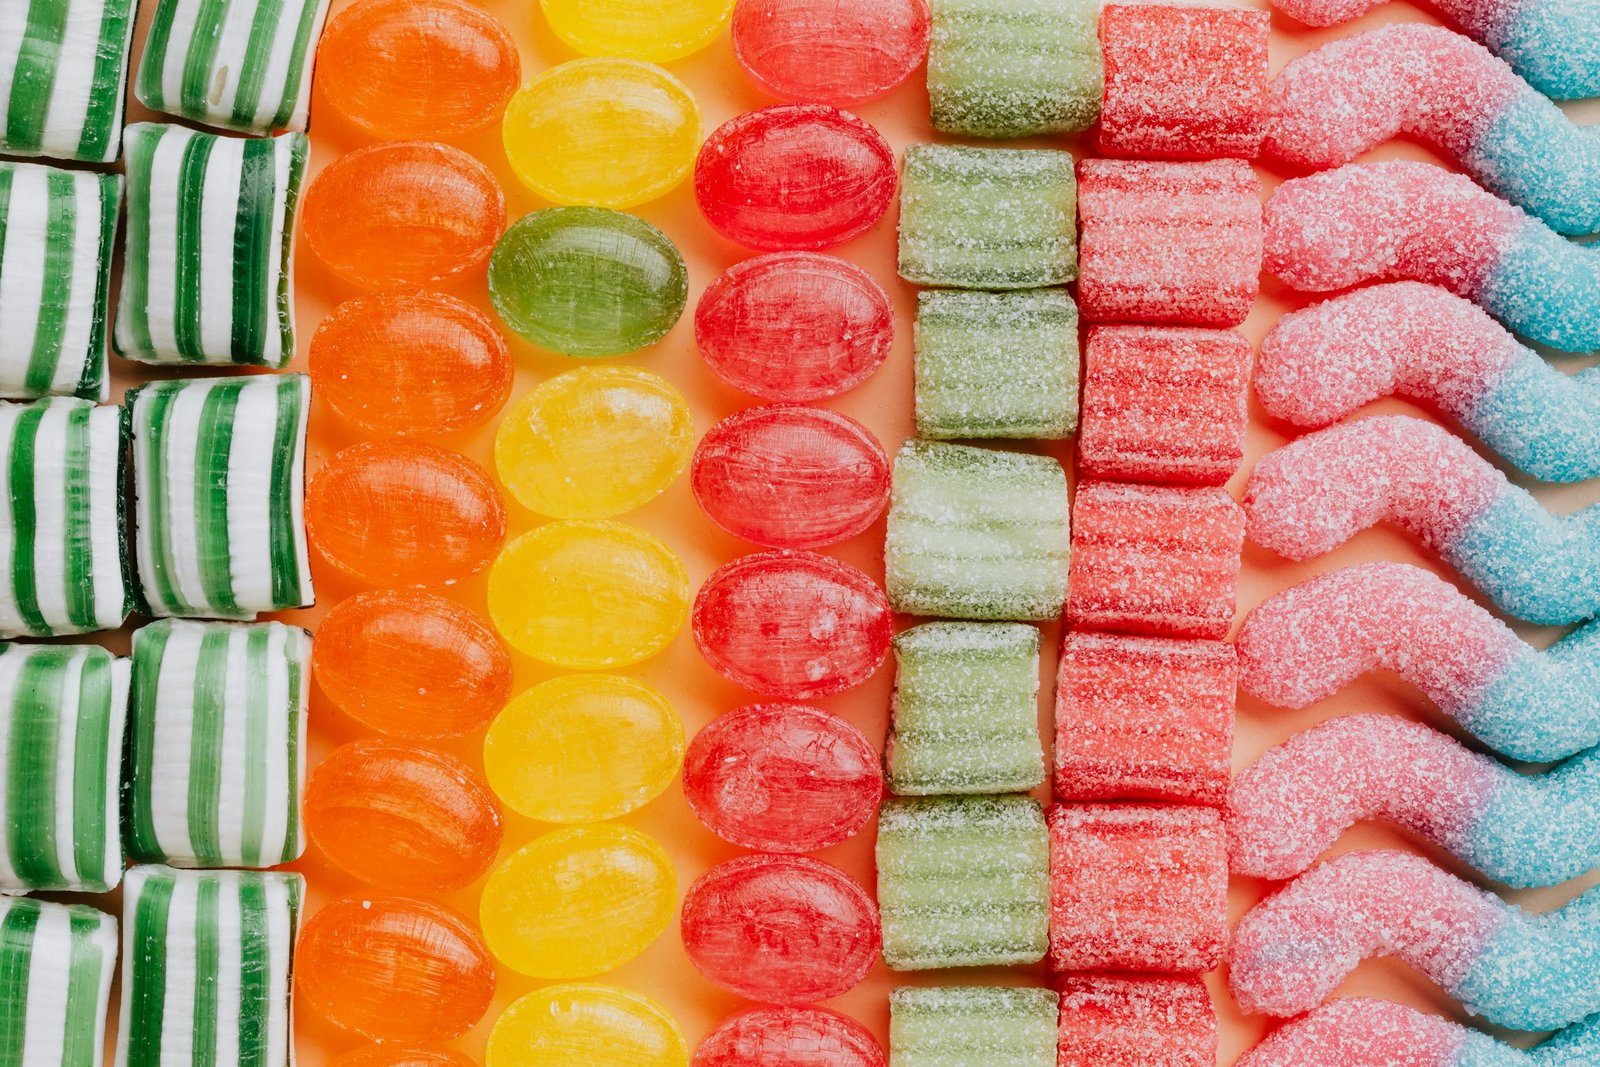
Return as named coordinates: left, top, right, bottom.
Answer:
left=694, top=1007, right=885, bottom=1067
left=539, top=0, right=735, bottom=62
left=300, top=142, right=506, bottom=291
left=330, top=1049, right=478, bottom=1067
left=306, top=442, right=507, bottom=587
left=488, top=985, right=689, bottom=1067
left=488, top=521, right=689, bottom=668
left=503, top=59, right=701, bottom=209
left=731, top=0, right=931, bottom=105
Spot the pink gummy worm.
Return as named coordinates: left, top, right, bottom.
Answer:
left=1237, top=999, right=1467, bottom=1067
left=1229, top=850, right=1506, bottom=1017
left=1269, top=0, right=1516, bottom=37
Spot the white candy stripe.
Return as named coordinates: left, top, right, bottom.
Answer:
left=31, top=404, right=70, bottom=628
left=46, top=176, right=101, bottom=396
left=132, top=127, right=188, bottom=364
left=196, top=136, right=241, bottom=359
left=159, top=381, right=209, bottom=614
left=0, top=4, right=26, bottom=119
left=225, top=376, right=274, bottom=611
left=146, top=625, right=200, bottom=865
left=85, top=402, right=122, bottom=624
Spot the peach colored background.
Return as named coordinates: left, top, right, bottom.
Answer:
left=92, top=0, right=1600, bottom=1063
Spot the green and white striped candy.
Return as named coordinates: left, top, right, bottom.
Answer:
left=0, top=163, right=120, bottom=400
left=0, top=897, right=118, bottom=1067
left=0, top=0, right=138, bottom=163
left=115, top=123, right=306, bottom=368
left=135, top=0, right=330, bottom=134
left=129, top=374, right=313, bottom=619
left=0, top=644, right=127, bottom=893
left=0, top=398, right=130, bottom=638
left=127, top=619, right=309, bottom=869
left=116, top=865, right=302, bottom=1067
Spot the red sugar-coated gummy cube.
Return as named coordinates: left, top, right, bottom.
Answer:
left=1097, top=4, right=1270, bottom=160
left=1078, top=325, right=1252, bottom=486
left=1057, top=974, right=1218, bottom=1067
left=1055, top=633, right=1236, bottom=806
left=694, top=1006, right=886, bottom=1067
left=1066, top=481, right=1245, bottom=640
left=1077, top=159, right=1263, bottom=327
left=1047, top=804, right=1228, bottom=974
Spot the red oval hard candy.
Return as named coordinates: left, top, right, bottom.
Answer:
left=732, top=0, right=930, bottom=106
left=693, top=1006, right=885, bottom=1067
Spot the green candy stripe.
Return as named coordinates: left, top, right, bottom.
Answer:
left=193, top=384, right=241, bottom=616
left=61, top=910, right=108, bottom=1067
left=126, top=622, right=170, bottom=864
left=78, top=0, right=136, bottom=162
left=69, top=651, right=113, bottom=886
left=191, top=877, right=220, bottom=1067
left=0, top=880, right=39, bottom=1063
left=125, top=871, right=173, bottom=1066
left=267, top=374, right=307, bottom=611
left=8, top=404, right=47, bottom=636
left=5, top=0, right=70, bottom=153
left=6, top=648, right=67, bottom=889
left=172, top=132, right=216, bottom=363
left=24, top=169, right=75, bottom=394
left=2, top=0, right=134, bottom=162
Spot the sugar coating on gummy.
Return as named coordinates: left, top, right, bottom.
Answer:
left=876, top=795, right=1049, bottom=970
left=1055, top=632, right=1235, bottom=806
left=1057, top=975, right=1217, bottom=1067
left=1236, top=562, right=1600, bottom=763
left=1077, top=158, right=1263, bottom=327
left=887, top=622, right=1044, bottom=796
left=1098, top=5, right=1270, bottom=160
left=1257, top=282, right=1600, bottom=484
left=889, top=986, right=1059, bottom=1067
left=1078, top=325, right=1252, bottom=486
left=0, top=0, right=138, bottom=162
left=898, top=144, right=1078, bottom=291
left=0, top=897, right=118, bottom=1067
left=927, top=0, right=1101, bottom=138
left=885, top=440, right=1070, bottom=622
left=914, top=289, right=1079, bottom=441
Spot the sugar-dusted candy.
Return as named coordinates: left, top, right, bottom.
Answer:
left=1247, top=415, right=1600, bottom=625
left=889, top=986, right=1058, bottom=1067
left=927, top=0, right=1101, bottom=138
left=503, top=59, right=701, bottom=210
left=695, top=252, right=893, bottom=402
left=1237, top=562, right=1600, bottom=763
left=1230, top=714, right=1600, bottom=889
left=117, top=865, right=301, bottom=1067
left=0, top=646, right=127, bottom=892
left=732, top=0, right=930, bottom=106
left=914, top=289, right=1079, bottom=441
left=0, top=164, right=119, bottom=398
left=116, top=125, right=305, bottom=367
left=1079, top=325, right=1252, bottom=485
left=490, top=208, right=688, bottom=358
left=130, top=375, right=312, bottom=618
left=681, top=854, right=879, bottom=1004
left=0, top=0, right=135, bottom=162
left=887, top=622, right=1044, bottom=796
left=1055, top=633, right=1235, bottom=806
left=485, top=675, right=684, bottom=824
left=1230, top=849, right=1600, bottom=1030
left=539, top=0, right=734, bottom=62
left=1048, top=804, right=1227, bottom=974
left=885, top=440, right=1070, bottom=621
left=898, top=145, right=1078, bottom=290
left=1098, top=4, right=1270, bottom=160
left=1257, top=283, right=1600, bottom=484
left=1067, top=480, right=1245, bottom=640
left=488, top=985, right=688, bottom=1067
left=305, top=740, right=502, bottom=891
left=0, top=897, right=117, bottom=1067
left=694, top=1006, right=884, bottom=1067
left=693, top=550, right=891, bottom=699
left=1265, top=161, right=1600, bottom=354
left=1057, top=975, right=1217, bottom=1067
left=876, top=795, right=1050, bottom=970
left=0, top=399, right=129, bottom=637
left=331, top=1050, right=477, bottom=1067
left=683, top=702, right=881, bottom=852
left=307, top=441, right=505, bottom=588
left=696, top=106, right=895, bottom=251
left=1078, top=158, right=1262, bottom=327
left=691, top=406, right=890, bottom=549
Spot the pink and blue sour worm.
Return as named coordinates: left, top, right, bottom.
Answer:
left=1265, top=161, right=1600, bottom=354
left=1238, top=998, right=1600, bottom=1067
left=1236, top=562, right=1600, bottom=762
left=1266, top=25, right=1600, bottom=236
left=1245, top=415, right=1600, bottom=626
left=1262, top=0, right=1600, bottom=100
left=1229, top=714, right=1600, bottom=888
left=1257, top=283, right=1600, bottom=484
left=1228, top=849, right=1600, bottom=1031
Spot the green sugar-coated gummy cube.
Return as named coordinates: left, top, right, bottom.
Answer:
left=885, top=440, right=1070, bottom=621
left=876, top=795, right=1050, bottom=970
left=0, top=897, right=118, bottom=1067
left=889, top=985, right=1059, bottom=1067
left=899, top=145, right=1077, bottom=291
left=915, top=289, right=1079, bottom=440
left=887, top=622, right=1044, bottom=795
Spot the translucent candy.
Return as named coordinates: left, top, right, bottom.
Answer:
left=495, top=367, right=694, bottom=519
left=484, top=674, right=684, bottom=823
left=487, top=521, right=689, bottom=668
left=479, top=825, right=676, bottom=979
left=694, top=1007, right=884, bottom=1067
left=681, top=855, right=880, bottom=1003
left=300, top=142, right=506, bottom=291
left=296, top=896, right=496, bottom=1043
left=487, top=985, right=688, bottom=1067
left=502, top=59, right=701, bottom=210
left=695, top=106, right=896, bottom=251
left=731, top=0, right=930, bottom=105
left=539, top=0, right=735, bottom=62
left=330, top=1049, right=478, bottom=1067
left=682, top=703, right=882, bottom=852
left=489, top=208, right=688, bottom=357
left=306, top=442, right=507, bottom=587
left=1057, top=975, right=1217, bottom=1067
left=889, top=986, right=1059, bottom=1067
left=691, top=406, right=890, bottom=549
